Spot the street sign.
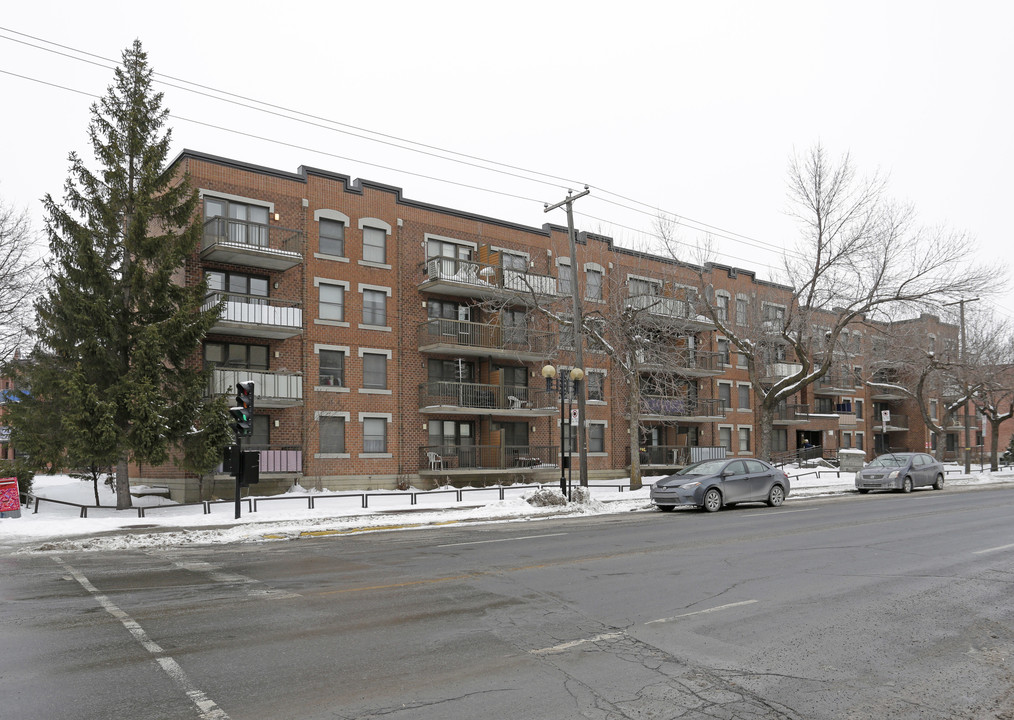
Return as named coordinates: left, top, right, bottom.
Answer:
left=881, top=410, right=891, bottom=422
left=570, top=408, right=579, bottom=423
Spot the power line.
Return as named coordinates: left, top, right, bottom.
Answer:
left=0, top=26, right=786, bottom=254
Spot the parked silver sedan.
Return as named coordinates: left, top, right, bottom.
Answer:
left=651, top=458, right=790, bottom=512
left=855, top=452, right=945, bottom=494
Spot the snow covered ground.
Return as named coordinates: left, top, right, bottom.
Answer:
left=2, top=464, right=1012, bottom=553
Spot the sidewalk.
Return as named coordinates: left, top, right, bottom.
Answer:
left=3, top=467, right=1013, bottom=554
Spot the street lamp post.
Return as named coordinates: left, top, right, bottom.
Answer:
left=542, top=364, right=584, bottom=501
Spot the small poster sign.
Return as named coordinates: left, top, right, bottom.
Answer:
left=0, top=477, right=21, bottom=518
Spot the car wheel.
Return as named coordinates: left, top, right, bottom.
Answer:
left=857, top=489, right=870, bottom=495
left=702, top=488, right=722, bottom=513
left=933, top=474, right=944, bottom=490
left=901, top=476, right=913, bottom=493
left=656, top=504, right=675, bottom=512
left=767, top=484, right=785, bottom=507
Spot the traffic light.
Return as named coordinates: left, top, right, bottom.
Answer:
left=236, top=381, right=255, bottom=410
left=230, top=406, right=253, bottom=437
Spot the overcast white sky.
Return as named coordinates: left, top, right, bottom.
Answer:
left=2, top=1, right=1012, bottom=324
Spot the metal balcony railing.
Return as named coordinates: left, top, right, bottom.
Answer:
left=419, top=382, right=555, bottom=411
left=640, top=396, right=726, bottom=419
left=417, top=318, right=555, bottom=357
left=625, top=445, right=727, bottom=466
left=625, top=293, right=701, bottom=322
left=420, top=444, right=559, bottom=472
left=420, top=257, right=557, bottom=296
left=203, top=292, right=302, bottom=336
left=208, top=368, right=303, bottom=407
left=201, top=217, right=303, bottom=270
left=772, top=403, right=810, bottom=422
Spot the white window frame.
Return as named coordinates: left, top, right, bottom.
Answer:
left=737, top=382, right=752, bottom=411
left=717, top=381, right=733, bottom=412
left=358, top=283, right=392, bottom=331
left=737, top=425, right=752, bottom=454
left=718, top=425, right=734, bottom=453
left=314, top=343, right=351, bottom=393
left=358, top=218, right=392, bottom=269
left=314, top=278, right=350, bottom=327
left=358, top=412, right=393, bottom=458
left=358, top=348, right=393, bottom=394
left=314, top=209, right=351, bottom=262
left=314, top=410, right=350, bottom=459
left=587, top=420, right=608, bottom=456
left=584, top=262, right=605, bottom=303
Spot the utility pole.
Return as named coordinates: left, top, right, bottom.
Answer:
left=545, top=187, right=590, bottom=486
left=943, top=298, right=979, bottom=474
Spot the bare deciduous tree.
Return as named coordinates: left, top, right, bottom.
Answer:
left=660, top=143, right=997, bottom=460
left=0, top=197, right=43, bottom=363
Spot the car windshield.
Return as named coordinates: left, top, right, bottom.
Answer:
left=677, top=459, right=729, bottom=476
left=868, top=454, right=909, bottom=468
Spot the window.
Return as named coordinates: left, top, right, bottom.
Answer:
left=855, top=399, right=864, bottom=420
left=362, top=289, right=387, bottom=326
left=856, top=433, right=864, bottom=450
left=204, top=197, right=269, bottom=247
left=718, top=383, right=732, bottom=411
left=853, top=366, right=863, bottom=386
left=319, top=218, right=345, bottom=257
left=250, top=415, right=270, bottom=447
left=736, top=297, right=748, bottom=325
left=738, top=427, right=751, bottom=452
left=928, top=335, right=937, bottom=354
left=319, top=283, right=344, bottom=321
left=716, top=294, right=729, bottom=322
left=493, top=421, right=529, bottom=447
left=587, top=318, right=606, bottom=353
left=502, top=309, right=529, bottom=345
left=719, top=427, right=733, bottom=452
left=363, top=226, right=386, bottom=264
left=563, top=422, right=578, bottom=453
left=738, top=384, right=751, bottom=410
left=587, top=371, right=605, bottom=401
left=363, top=417, right=387, bottom=453
left=429, top=359, right=474, bottom=383
left=320, top=416, right=346, bottom=453
left=586, top=269, right=603, bottom=300
left=628, top=278, right=659, bottom=297
left=206, top=270, right=268, bottom=302
left=718, top=339, right=731, bottom=365
left=558, top=263, right=572, bottom=295
left=430, top=420, right=473, bottom=450
left=842, top=432, right=852, bottom=450
left=764, top=304, right=785, bottom=323
left=204, top=342, right=268, bottom=370
left=363, top=353, right=387, bottom=389
left=773, top=428, right=788, bottom=453
left=560, top=314, right=575, bottom=349
left=929, top=399, right=938, bottom=420
left=319, top=350, right=345, bottom=387
left=589, top=423, right=605, bottom=453
left=814, top=397, right=834, bottom=413
left=502, top=252, right=528, bottom=271
left=498, top=365, right=528, bottom=388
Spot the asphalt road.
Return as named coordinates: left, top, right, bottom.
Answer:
left=3, top=485, right=1014, bottom=720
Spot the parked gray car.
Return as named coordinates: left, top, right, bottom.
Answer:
left=651, top=458, right=790, bottom=512
left=855, top=452, right=945, bottom=493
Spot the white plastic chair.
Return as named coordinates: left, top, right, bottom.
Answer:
left=427, top=451, right=445, bottom=470
left=507, top=396, right=522, bottom=410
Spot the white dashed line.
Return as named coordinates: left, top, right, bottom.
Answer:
left=646, top=599, right=758, bottom=625
left=54, top=557, right=230, bottom=720
left=973, top=542, right=1014, bottom=555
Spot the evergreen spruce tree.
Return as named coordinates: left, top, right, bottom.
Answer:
left=11, top=40, right=226, bottom=509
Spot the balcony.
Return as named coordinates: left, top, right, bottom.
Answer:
left=419, top=382, right=556, bottom=416
left=625, top=293, right=715, bottom=329
left=761, top=362, right=804, bottom=384
left=812, top=372, right=859, bottom=396
left=419, top=444, right=558, bottom=474
left=417, top=318, right=553, bottom=362
left=635, top=349, right=724, bottom=377
left=204, top=292, right=302, bottom=339
left=419, top=257, right=557, bottom=301
left=626, top=445, right=727, bottom=467
left=639, top=397, right=726, bottom=422
left=200, top=217, right=303, bottom=271
left=878, top=413, right=909, bottom=431
left=772, top=403, right=810, bottom=425
left=219, top=445, right=302, bottom=474
left=208, top=368, right=303, bottom=408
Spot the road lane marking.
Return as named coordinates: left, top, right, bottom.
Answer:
left=531, top=632, right=625, bottom=655
left=645, top=599, right=758, bottom=625
left=54, top=557, right=230, bottom=720
left=973, top=543, right=1014, bottom=554
left=437, top=532, right=568, bottom=547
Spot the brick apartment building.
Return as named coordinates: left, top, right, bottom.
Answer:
left=131, top=150, right=987, bottom=501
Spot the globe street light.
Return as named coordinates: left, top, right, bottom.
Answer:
left=542, top=364, right=585, bottom=500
